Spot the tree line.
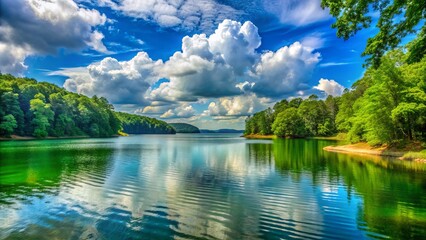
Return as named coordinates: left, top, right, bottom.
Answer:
left=0, top=74, right=175, bottom=138
left=169, top=123, right=200, bottom=133
left=117, top=112, right=175, bottom=134
left=245, top=50, right=426, bottom=146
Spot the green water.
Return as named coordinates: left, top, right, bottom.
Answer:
left=0, top=134, right=425, bottom=239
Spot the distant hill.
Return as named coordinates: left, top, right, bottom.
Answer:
left=116, top=112, right=176, bottom=134
left=0, top=74, right=176, bottom=138
left=169, top=123, right=200, bottom=133
left=200, top=129, right=244, bottom=133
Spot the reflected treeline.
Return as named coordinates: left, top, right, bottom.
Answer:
left=248, top=139, right=426, bottom=239
left=247, top=143, right=273, bottom=166
left=326, top=152, right=426, bottom=239
left=0, top=142, right=114, bottom=205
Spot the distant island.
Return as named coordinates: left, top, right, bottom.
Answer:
left=0, top=74, right=175, bottom=139
left=169, top=123, right=200, bottom=133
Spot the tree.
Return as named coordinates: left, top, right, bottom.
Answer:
left=245, top=116, right=254, bottom=135
left=298, top=97, right=328, bottom=136
left=273, top=99, right=289, bottom=115
left=289, top=98, right=303, bottom=108
left=344, top=50, right=425, bottom=145
left=0, top=74, right=176, bottom=138
left=322, top=0, right=426, bottom=67
left=392, top=55, right=426, bottom=140
left=30, top=93, right=54, bottom=138
left=0, top=92, right=24, bottom=135
left=116, top=112, right=176, bottom=134
left=0, top=114, right=17, bottom=136
left=272, top=108, right=306, bottom=138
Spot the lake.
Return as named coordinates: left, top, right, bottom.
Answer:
left=0, top=134, right=425, bottom=239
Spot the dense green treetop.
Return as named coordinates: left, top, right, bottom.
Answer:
left=246, top=50, right=426, bottom=145
left=116, top=112, right=176, bottom=134
left=169, top=123, right=200, bottom=133
left=246, top=94, right=337, bottom=138
left=322, top=0, right=426, bottom=67
left=0, top=74, right=175, bottom=138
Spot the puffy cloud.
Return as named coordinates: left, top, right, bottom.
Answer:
left=160, top=104, right=196, bottom=119
left=207, top=94, right=270, bottom=117
left=60, top=52, right=163, bottom=104
left=0, top=43, right=29, bottom=74
left=138, top=105, right=169, bottom=115
left=0, top=0, right=108, bottom=74
left=263, top=0, right=330, bottom=26
left=135, top=103, right=196, bottom=119
left=150, top=20, right=321, bottom=102
left=250, top=42, right=321, bottom=97
left=86, top=31, right=110, bottom=53
left=314, top=78, right=345, bottom=96
left=150, top=20, right=262, bottom=102
left=98, top=0, right=241, bottom=32
left=57, top=19, right=322, bottom=122
left=208, top=20, right=261, bottom=74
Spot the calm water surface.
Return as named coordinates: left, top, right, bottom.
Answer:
left=0, top=134, right=425, bottom=239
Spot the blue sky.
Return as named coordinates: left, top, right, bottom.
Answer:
left=0, top=0, right=374, bottom=129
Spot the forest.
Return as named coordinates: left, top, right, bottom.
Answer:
left=169, top=123, right=201, bottom=133
left=117, top=112, right=176, bottom=134
left=245, top=50, right=426, bottom=146
left=0, top=74, right=175, bottom=138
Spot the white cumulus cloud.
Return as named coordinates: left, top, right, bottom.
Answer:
left=59, top=52, right=163, bottom=104
left=160, top=104, right=196, bottom=119
left=149, top=20, right=262, bottom=102
left=56, top=19, right=323, bottom=122
left=314, top=78, right=345, bottom=96
left=0, top=0, right=109, bottom=75
left=250, top=42, right=321, bottom=97
left=149, top=20, right=321, bottom=102
left=207, top=94, right=270, bottom=117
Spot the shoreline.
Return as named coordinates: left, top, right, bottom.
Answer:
left=0, top=133, right=180, bottom=141
left=243, top=135, right=425, bottom=163
left=0, top=135, right=97, bottom=141
left=324, top=143, right=426, bottom=163
left=243, top=134, right=342, bottom=141
left=243, top=134, right=276, bottom=139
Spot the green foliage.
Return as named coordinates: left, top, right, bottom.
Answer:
left=322, top=0, right=426, bottom=67
left=30, top=93, right=54, bottom=138
left=0, top=74, right=175, bottom=138
left=246, top=50, right=426, bottom=146
left=298, top=96, right=329, bottom=136
left=116, top=112, right=176, bottom=134
left=272, top=108, right=306, bottom=138
left=246, top=95, right=337, bottom=137
left=0, top=91, right=24, bottom=135
left=0, top=114, right=17, bottom=136
left=245, top=108, right=274, bottom=135
left=402, top=150, right=426, bottom=160
left=169, top=123, right=200, bottom=133
left=344, top=50, right=426, bottom=145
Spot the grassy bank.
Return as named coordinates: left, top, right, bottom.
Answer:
left=243, top=133, right=426, bottom=163
left=243, top=134, right=276, bottom=139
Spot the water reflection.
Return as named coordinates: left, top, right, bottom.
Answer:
left=268, top=138, right=426, bottom=239
left=0, top=135, right=425, bottom=239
